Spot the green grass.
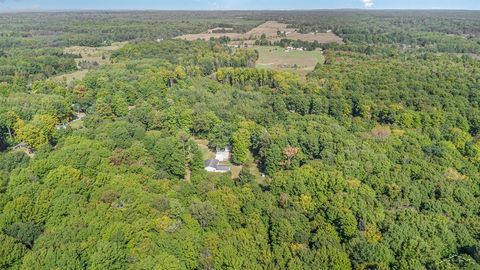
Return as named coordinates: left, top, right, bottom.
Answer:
left=254, top=46, right=324, bottom=74
left=194, top=139, right=215, bottom=160
left=69, top=119, right=84, bottom=130
left=53, top=69, right=89, bottom=84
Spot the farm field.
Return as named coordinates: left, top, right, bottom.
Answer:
left=254, top=46, right=325, bottom=74
left=177, top=20, right=343, bottom=44
left=272, top=31, right=343, bottom=43
left=246, top=20, right=294, bottom=38
left=64, top=41, right=128, bottom=67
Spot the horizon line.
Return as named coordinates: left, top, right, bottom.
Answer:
left=1, top=8, right=480, bottom=13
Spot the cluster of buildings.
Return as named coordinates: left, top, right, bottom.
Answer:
left=207, top=27, right=234, bottom=34
left=284, top=46, right=306, bottom=52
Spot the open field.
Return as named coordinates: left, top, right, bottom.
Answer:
left=254, top=46, right=325, bottom=75
left=53, top=42, right=127, bottom=83
left=176, top=21, right=343, bottom=44
left=272, top=32, right=343, bottom=43
left=246, top=20, right=294, bottom=38
left=178, top=32, right=245, bottom=41
left=64, top=41, right=128, bottom=66
left=53, top=69, right=89, bottom=83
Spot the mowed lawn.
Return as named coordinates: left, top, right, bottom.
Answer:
left=194, top=139, right=215, bottom=160
left=254, top=46, right=325, bottom=75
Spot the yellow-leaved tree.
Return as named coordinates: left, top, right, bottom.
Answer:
left=16, top=114, right=59, bottom=149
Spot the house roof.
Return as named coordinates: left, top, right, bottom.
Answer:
left=204, top=159, right=230, bottom=172
left=205, top=159, right=219, bottom=168
left=215, top=165, right=231, bottom=171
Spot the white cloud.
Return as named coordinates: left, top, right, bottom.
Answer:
left=362, top=0, right=374, bottom=8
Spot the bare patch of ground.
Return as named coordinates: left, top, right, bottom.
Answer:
left=231, top=165, right=242, bottom=179
left=246, top=21, right=295, bottom=38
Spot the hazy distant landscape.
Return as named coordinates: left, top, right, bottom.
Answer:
left=0, top=8, right=480, bottom=270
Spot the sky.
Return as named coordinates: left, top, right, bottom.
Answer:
left=0, top=0, right=479, bottom=11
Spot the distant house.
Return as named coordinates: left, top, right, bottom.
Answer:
left=285, top=46, right=305, bottom=52
left=207, top=27, right=234, bottom=34
left=204, top=147, right=231, bottom=173
left=56, top=112, right=87, bottom=130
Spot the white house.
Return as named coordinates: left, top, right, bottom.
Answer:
left=204, top=159, right=230, bottom=173
left=204, top=147, right=231, bottom=173
left=215, top=147, right=230, bottom=162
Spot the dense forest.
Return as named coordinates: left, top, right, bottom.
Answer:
left=0, top=10, right=479, bottom=269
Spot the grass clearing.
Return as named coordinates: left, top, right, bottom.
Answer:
left=193, top=139, right=265, bottom=180
left=64, top=41, right=128, bottom=66
left=53, top=41, right=127, bottom=84
left=69, top=119, right=84, bottom=130
left=194, top=139, right=215, bottom=160
left=53, top=69, right=89, bottom=84
left=248, top=165, right=264, bottom=182
left=254, top=46, right=325, bottom=75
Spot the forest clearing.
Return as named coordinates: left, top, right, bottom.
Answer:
left=254, top=46, right=325, bottom=74
left=53, top=41, right=127, bottom=83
